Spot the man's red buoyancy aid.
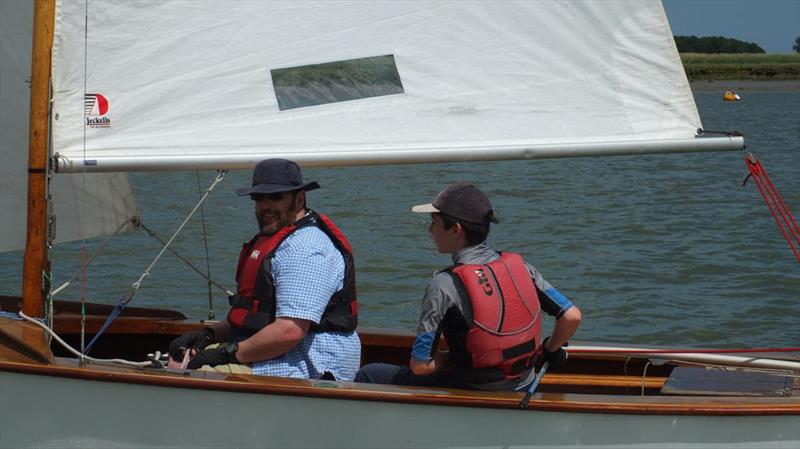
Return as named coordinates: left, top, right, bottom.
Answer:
left=227, top=212, right=358, bottom=337
left=451, top=252, right=542, bottom=380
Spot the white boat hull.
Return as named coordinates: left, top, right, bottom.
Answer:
left=2, top=370, right=798, bottom=449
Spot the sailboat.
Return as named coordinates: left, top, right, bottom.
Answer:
left=1, top=1, right=798, bottom=448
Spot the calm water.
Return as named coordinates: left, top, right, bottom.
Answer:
left=2, top=91, right=798, bottom=349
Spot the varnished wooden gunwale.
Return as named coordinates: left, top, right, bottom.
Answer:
left=1, top=300, right=798, bottom=416
left=1, top=353, right=798, bottom=416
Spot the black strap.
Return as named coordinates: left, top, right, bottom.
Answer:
left=228, top=294, right=253, bottom=309
left=502, top=339, right=536, bottom=360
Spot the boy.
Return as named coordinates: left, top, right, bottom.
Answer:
left=355, top=183, right=581, bottom=390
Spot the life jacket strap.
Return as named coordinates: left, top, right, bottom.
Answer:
left=228, top=294, right=252, bottom=309
left=502, top=338, right=537, bottom=361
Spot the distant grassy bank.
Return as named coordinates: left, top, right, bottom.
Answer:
left=680, top=53, right=800, bottom=81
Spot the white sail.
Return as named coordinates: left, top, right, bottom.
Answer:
left=50, top=0, right=742, bottom=173
left=0, top=0, right=138, bottom=253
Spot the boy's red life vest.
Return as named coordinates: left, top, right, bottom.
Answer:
left=450, top=252, right=542, bottom=380
left=227, top=212, right=358, bottom=337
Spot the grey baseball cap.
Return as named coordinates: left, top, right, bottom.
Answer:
left=412, top=183, right=499, bottom=224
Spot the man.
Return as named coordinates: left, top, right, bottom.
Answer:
left=355, top=183, right=581, bottom=390
left=169, top=158, right=360, bottom=380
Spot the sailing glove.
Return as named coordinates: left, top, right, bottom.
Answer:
left=186, top=342, right=239, bottom=369
left=541, top=337, right=568, bottom=371
left=168, top=327, right=215, bottom=361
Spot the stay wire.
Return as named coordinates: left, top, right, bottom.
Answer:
left=137, top=220, right=233, bottom=296
left=79, top=0, right=90, bottom=364
left=50, top=219, right=132, bottom=297
left=84, top=171, right=227, bottom=354
left=196, top=171, right=215, bottom=320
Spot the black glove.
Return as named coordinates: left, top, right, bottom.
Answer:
left=186, top=342, right=239, bottom=369
left=168, top=328, right=214, bottom=361
left=541, top=337, right=568, bottom=371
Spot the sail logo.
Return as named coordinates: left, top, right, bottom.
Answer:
left=84, top=93, right=111, bottom=128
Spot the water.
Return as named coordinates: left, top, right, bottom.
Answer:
left=2, top=91, right=798, bottom=349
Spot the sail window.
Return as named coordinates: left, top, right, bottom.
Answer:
left=271, top=55, right=404, bottom=110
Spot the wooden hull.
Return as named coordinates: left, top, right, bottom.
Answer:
left=1, top=298, right=799, bottom=448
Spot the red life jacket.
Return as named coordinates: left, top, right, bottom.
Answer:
left=226, top=212, right=358, bottom=337
left=449, top=252, right=542, bottom=381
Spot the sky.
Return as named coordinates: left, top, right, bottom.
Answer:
left=662, top=0, right=800, bottom=53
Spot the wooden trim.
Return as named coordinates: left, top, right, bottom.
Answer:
left=1, top=359, right=797, bottom=416
left=22, top=0, right=56, bottom=318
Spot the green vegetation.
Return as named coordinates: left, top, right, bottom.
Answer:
left=679, top=53, right=800, bottom=81
left=675, top=35, right=764, bottom=54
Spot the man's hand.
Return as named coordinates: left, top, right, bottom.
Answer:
left=168, top=328, right=214, bottom=361
left=186, top=343, right=239, bottom=369
left=541, top=337, right=568, bottom=371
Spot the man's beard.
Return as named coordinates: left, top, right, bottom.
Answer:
left=258, top=207, right=300, bottom=236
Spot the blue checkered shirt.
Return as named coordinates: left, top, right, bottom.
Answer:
left=250, top=223, right=361, bottom=380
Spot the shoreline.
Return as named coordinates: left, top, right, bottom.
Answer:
left=690, top=79, right=800, bottom=92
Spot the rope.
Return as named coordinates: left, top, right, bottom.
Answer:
left=137, top=221, right=233, bottom=296
left=640, top=361, right=651, bottom=396
left=80, top=0, right=89, bottom=366
left=742, top=152, right=800, bottom=262
left=83, top=171, right=227, bottom=354
left=18, top=311, right=155, bottom=368
left=196, top=171, right=215, bottom=320
left=50, top=219, right=131, bottom=297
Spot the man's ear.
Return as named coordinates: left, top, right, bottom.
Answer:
left=294, top=191, right=306, bottom=210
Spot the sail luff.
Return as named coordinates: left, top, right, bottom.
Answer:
left=21, top=0, right=56, bottom=318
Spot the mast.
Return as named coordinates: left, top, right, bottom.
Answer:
left=22, top=0, right=55, bottom=317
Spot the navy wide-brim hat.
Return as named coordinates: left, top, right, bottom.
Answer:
left=236, top=158, right=320, bottom=196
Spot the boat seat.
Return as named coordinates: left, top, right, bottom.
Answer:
left=660, top=366, right=795, bottom=397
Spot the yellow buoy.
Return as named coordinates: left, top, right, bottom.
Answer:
left=723, top=90, right=741, bottom=101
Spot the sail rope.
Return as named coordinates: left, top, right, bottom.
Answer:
left=196, top=171, right=216, bottom=320
left=742, top=151, right=800, bottom=262
left=83, top=171, right=227, bottom=354
left=137, top=220, right=233, bottom=296
left=18, top=311, right=156, bottom=368
left=79, top=0, right=90, bottom=363
left=49, top=219, right=132, bottom=297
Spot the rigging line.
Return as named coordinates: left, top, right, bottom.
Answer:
left=750, top=168, right=800, bottom=257
left=640, top=361, right=651, bottom=397
left=83, top=171, right=227, bottom=354
left=746, top=154, right=800, bottom=236
left=743, top=153, right=800, bottom=262
left=79, top=0, right=90, bottom=364
left=753, top=160, right=800, bottom=239
left=137, top=221, right=234, bottom=296
left=49, top=219, right=132, bottom=297
left=18, top=311, right=154, bottom=368
left=128, top=170, right=227, bottom=296
left=196, top=171, right=215, bottom=320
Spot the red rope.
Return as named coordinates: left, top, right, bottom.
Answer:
left=569, top=347, right=800, bottom=355
left=743, top=152, right=800, bottom=262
